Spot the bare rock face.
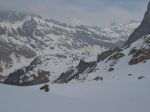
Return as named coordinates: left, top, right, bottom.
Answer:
left=54, top=69, right=75, bottom=83
left=54, top=60, right=97, bottom=83
left=126, top=2, right=150, bottom=45
left=4, top=57, right=50, bottom=86
left=106, top=50, right=124, bottom=62
left=4, top=69, right=50, bottom=86
left=138, top=76, right=145, bottom=80
left=94, top=76, right=103, bottom=81
left=128, top=35, right=150, bottom=65
left=21, top=18, right=38, bottom=37
left=129, top=49, right=150, bottom=65
left=97, top=48, right=121, bottom=62
left=40, top=84, right=49, bottom=92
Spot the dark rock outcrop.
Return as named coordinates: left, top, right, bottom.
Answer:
left=40, top=84, right=49, bottom=92
left=129, top=49, right=150, bottom=65
left=138, top=76, right=145, bottom=80
left=106, top=51, right=124, bottom=62
left=94, top=76, right=103, bottom=81
left=54, top=69, right=74, bottom=83
left=21, top=18, right=38, bottom=37
left=97, top=48, right=121, bottom=62
left=54, top=60, right=97, bottom=83
left=4, top=57, right=50, bottom=86
left=126, top=2, right=150, bottom=45
left=108, top=67, right=114, bottom=72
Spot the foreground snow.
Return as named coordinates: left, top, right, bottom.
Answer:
left=1, top=77, right=150, bottom=112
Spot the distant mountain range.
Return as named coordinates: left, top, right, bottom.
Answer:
left=0, top=10, right=140, bottom=85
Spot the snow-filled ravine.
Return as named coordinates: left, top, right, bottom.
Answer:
left=0, top=77, right=150, bottom=112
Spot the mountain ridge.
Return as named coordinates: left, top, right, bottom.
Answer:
left=54, top=2, right=150, bottom=84
left=0, top=10, right=140, bottom=85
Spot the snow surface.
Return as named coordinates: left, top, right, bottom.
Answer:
left=0, top=77, right=150, bottom=112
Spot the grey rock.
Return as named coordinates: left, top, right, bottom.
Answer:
left=126, top=2, right=150, bottom=45
left=4, top=57, right=50, bottom=86
left=54, top=60, right=97, bottom=83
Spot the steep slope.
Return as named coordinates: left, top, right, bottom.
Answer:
left=126, top=2, right=150, bottom=45
left=55, top=2, right=150, bottom=83
left=55, top=35, right=150, bottom=83
left=88, top=35, right=150, bottom=81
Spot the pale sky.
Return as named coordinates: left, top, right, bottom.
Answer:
left=0, top=0, right=149, bottom=26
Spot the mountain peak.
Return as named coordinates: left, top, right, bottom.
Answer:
left=147, top=1, right=150, bottom=11
left=125, top=2, right=150, bottom=46
left=143, top=1, right=150, bottom=24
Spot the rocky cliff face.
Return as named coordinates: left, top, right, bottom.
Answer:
left=4, top=57, right=50, bottom=86
left=126, top=2, right=150, bottom=45
left=54, top=60, right=97, bottom=83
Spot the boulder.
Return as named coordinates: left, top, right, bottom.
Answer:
left=94, top=76, right=103, bottom=81
left=40, top=84, right=49, bottom=92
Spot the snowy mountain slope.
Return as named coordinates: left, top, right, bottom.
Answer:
left=91, top=2, right=150, bottom=81
left=54, top=2, right=150, bottom=83
left=0, top=11, right=139, bottom=85
left=55, top=35, right=150, bottom=83
left=88, top=20, right=140, bottom=44
left=84, top=36, right=150, bottom=81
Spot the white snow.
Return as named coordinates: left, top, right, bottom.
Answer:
left=0, top=76, right=150, bottom=112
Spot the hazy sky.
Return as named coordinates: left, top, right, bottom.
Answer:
left=0, top=0, right=149, bottom=26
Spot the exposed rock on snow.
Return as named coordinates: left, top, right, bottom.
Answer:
left=54, top=59, right=97, bottom=83
left=4, top=56, right=50, bottom=86
left=94, top=76, right=103, bottom=81
left=40, top=84, right=49, bottom=92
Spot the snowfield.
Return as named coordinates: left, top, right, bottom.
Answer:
left=1, top=76, right=150, bottom=112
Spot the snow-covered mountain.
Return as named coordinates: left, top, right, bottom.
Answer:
left=1, top=2, right=150, bottom=112
left=54, top=35, right=150, bottom=83
left=88, top=20, right=140, bottom=46
left=54, top=2, right=150, bottom=84
left=0, top=11, right=140, bottom=85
